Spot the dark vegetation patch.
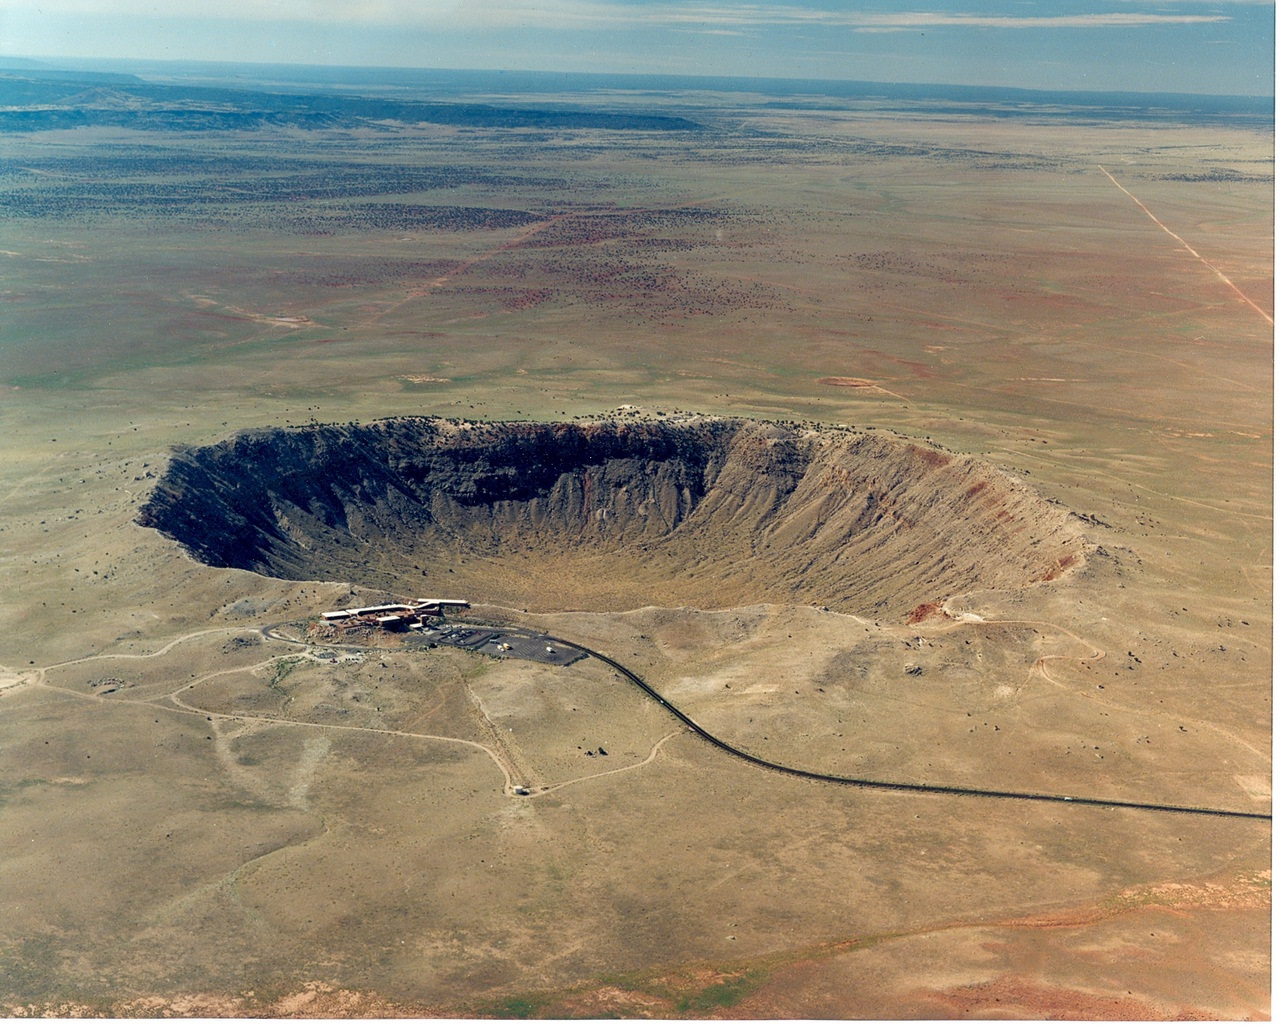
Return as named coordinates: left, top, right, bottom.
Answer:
left=297, top=203, right=543, bottom=232
left=0, top=157, right=520, bottom=223
left=266, top=259, right=459, bottom=289
left=460, top=206, right=786, bottom=321
left=0, top=72, right=706, bottom=134
left=522, top=207, right=728, bottom=247
left=1151, top=169, right=1273, bottom=184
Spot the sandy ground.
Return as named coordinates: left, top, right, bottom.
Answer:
left=0, top=100, right=1270, bottom=1017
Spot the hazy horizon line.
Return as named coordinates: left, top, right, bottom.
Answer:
left=6, top=53, right=1276, bottom=101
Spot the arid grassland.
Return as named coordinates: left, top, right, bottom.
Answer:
left=0, top=79, right=1271, bottom=1018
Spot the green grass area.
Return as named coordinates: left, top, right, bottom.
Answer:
left=475, top=994, right=557, bottom=1018
left=268, top=655, right=307, bottom=689
left=673, top=970, right=765, bottom=1014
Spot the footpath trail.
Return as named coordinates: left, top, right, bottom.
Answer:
left=18, top=617, right=1271, bottom=821
left=27, top=631, right=521, bottom=793
left=533, top=730, right=683, bottom=797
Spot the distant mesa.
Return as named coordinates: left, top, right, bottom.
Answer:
left=137, top=416, right=1085, bottom=618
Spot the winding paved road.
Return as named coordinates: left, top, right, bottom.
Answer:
left=545, top=633, right=1270, bottom=823
left=57, top=618, right=1265, bottom=821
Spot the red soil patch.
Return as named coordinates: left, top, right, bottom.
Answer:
left=906, top=600, right=948, bottom=624
left=908, top=443, right=953, bottom=468
left=1004, top=871, right=1272, bottom=929
left=15, top=983, right=448, bottom=1020
left=550, top=986, right=672, bottom=1018
left=817, top=376, right=876, bottom=388
left=912, top=974, right=1207, bottom=1020
left=858, top=348, right=937, bottom=379
left=1041, top=552, right=1080, bottom=581
left=502, top=288, right=553, bottom=311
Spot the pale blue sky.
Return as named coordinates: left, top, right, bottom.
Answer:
left=5, top=1, right=1274, bottom=95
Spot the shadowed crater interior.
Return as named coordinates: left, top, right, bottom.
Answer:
left=138, top=415, right=1085, bottom=617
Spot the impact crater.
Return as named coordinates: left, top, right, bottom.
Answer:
left=138, top=416, right=1085, bottom=617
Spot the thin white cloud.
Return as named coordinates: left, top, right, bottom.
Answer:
left=843, top=12, right=1231, bottom=30
left=532, top=5, right=1234, bottom=31
left=3, top=0, right=1235, bottom=31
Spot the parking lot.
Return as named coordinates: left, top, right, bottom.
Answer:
left=410, top=623, right=586, bottom=666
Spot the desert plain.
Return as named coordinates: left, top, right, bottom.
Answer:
left=0, top=72, right=1272, bottom=1017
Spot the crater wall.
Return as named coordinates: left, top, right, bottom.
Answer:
left=138, top=416, right=1085, bottom=617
